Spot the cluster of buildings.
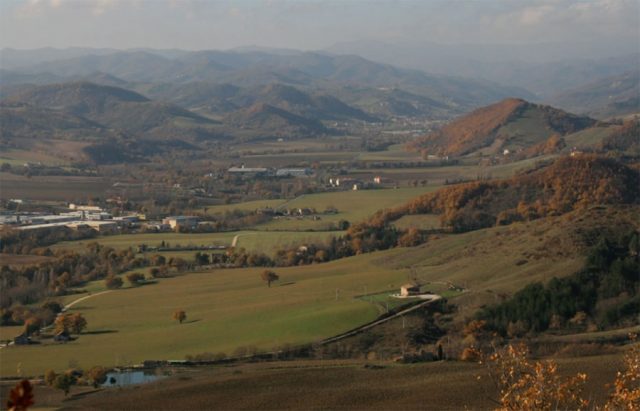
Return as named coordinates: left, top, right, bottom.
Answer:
left=0, top=204, right=142, bottom=233
left=328, top=176, right=395, bottom=191
left=1, top=208, right=205, bottom=234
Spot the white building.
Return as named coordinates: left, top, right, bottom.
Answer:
left=162, top=216, right=199, bottom=229
left=276, top=168, right=311, bottom=177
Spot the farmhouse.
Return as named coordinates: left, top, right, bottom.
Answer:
left=329, top=177, right=363, bottom=189
left=400, top=283, right=421, bottom=297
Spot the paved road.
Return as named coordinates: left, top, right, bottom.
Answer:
left=319, top=295, right=442, bottom=345
left=62, top=290, right=113, bottom=311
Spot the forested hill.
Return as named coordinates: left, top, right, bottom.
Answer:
left=407, top=98, right=597, bottom=157
left=384, top=155, right=640, bottom=232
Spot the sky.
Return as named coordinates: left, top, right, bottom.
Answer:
left=0, top=0, right=638, bottom=52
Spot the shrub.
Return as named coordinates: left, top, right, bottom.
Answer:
left=105, top=276, right=123, bottom=289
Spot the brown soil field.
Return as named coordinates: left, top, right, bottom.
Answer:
left=0, top=173, right=111, bottom=201
left=40, top=352, right=625, bottom=411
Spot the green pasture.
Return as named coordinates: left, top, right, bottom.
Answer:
left=393, top=214, right=442, bottom=230
left=256, top=187, right=439, bottom=230
left=50, top=230, right=339, bottom=256
left=357, top=144, right=423, bottom=161
left=0, top=210, right=597, bottom=376
left=0, top=253, right=412, bottom=376
left=200, top=187, right=439, bottom=231
left=563, top=125, right=619, bottom=148
left=351, top=155, right=554, bottom=186
left=51, top=232, right=237, bottom=252
left=0, top=149, right=70, bottom=167
left=203, top=199, right=287, bottom=214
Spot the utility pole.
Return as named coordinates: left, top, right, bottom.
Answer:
left=335, top=288, right=339, bottom=301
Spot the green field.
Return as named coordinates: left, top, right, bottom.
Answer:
left=393, top=214, right=441, bottom=230
left=256, top=187, right=439, bottom=230
left=563, top=125, right=619, bottom=148
left=351, top=155, right=556, bottom=186
left=357, top=144, right=424, bottom=161
left=51, top=230, right=339, bottom=255
left=51, top=231, right=237, bottom=251
left=203, top=199, right=287, bottom=214
left=0, top=148, right=71, bottom=167
left=0, top=253, right=411, bottom=376
left=203, top=187, right=439, bottom=230
left=0, top=209, right=605, bottom=376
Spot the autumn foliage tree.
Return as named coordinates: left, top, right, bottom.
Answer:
left=6, top=380, right=34, bottom=411
left=173, top=310, right=186, bottom=324
left=260, top=270, right=279, bottom=287
left=605, top=336, right=640, bottom=410
left=479, top=343, right=588, bottom=410
left=386, top=155, right=640, bottom=233
left=104, top=276, right=123, bottom=289
left=86, top=366, right=108, bottom=388
left=55, top=313, right=87, bottom=335
left=470, top=337, right=640, bottom=410
left=52, top=373, right=75, bottom=396
left=44, top=369, right=57, bottom=386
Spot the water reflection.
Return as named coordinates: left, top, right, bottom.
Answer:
left=102, top=370, right=165, bottom=387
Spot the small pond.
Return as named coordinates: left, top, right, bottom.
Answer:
left=102, top=370, right=165, bottom=387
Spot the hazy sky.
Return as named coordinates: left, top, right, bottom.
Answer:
left=1, top=0, right=638, bottom=51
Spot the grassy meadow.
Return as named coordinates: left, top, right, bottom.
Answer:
left=256, top=187, right=439, bottom=230
left=0, top=252, right=412, bottom=376
left=0, top=208, right=608, bottom=376
left=392, top=214, right=442, bottom=230
left=50, top=230, right=340, bottom=255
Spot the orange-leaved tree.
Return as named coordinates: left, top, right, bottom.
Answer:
left=480, top=343, right=588, bottom=410
left=604, top=335, right=640, bottom=410
left=173, top=310, right=187, bottom=324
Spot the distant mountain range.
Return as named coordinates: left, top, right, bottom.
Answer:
left=224, top=102, right=329, bottom=137
left=1, top=47, right=635, bottom=164
left=0, top=48, right=534, bottom=115
left=408, top=98, right=597, bottom=157
left=547, top=71, right=640, bottom=119
left=325, top=40, right=639, bottom=98
left=3, top=82, right=218, bottom=138
left=0, top=101, right=111, bottom=140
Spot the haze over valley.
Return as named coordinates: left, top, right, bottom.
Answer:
left=0, top=1, right=638, bottom=410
